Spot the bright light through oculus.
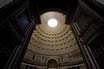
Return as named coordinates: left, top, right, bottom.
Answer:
left=48, top=18, right=58, bottom=27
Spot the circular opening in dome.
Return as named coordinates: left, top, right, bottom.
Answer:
left=48, top=18, right=58, bottom=27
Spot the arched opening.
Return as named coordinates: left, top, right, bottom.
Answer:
left=47, top=59, right=58, bottom=69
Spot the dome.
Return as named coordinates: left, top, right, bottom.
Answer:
left=28, top=11, right=79, bottom=55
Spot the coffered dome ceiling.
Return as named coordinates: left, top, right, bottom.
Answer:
left=28, top=11, right=79, bottom=56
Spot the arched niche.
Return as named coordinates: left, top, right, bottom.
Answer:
left=47, top=59, right=58, bottom=69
